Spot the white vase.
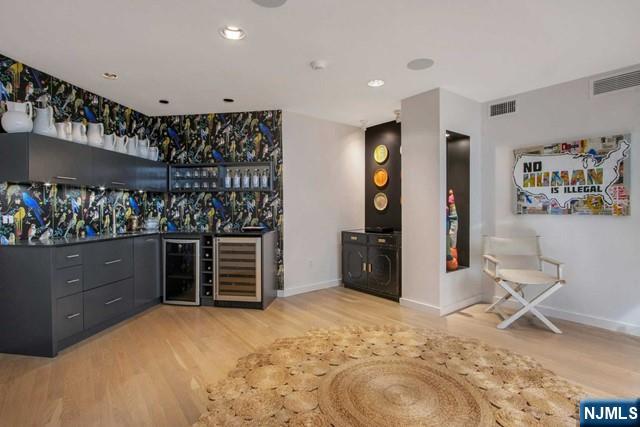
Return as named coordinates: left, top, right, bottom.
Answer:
left=55, top=122, right=72, bottom=140
left=115, top=135, right=128, bottom=153
left=33, top=106, right=57, bottom=137
left=87, top=123, right=104, bottom=146
left=1, top=101, right=33, bottom=133
left=127, top=135, right=138, bottom=156
left=137, top=138, right=150, bottom=158
left=103, top=133, right=116, bottom=151
left=71, top=122, right=87, bottom=144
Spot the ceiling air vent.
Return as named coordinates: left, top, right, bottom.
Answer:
left=592, top=70, right=640, bottom=96
left=489, top=99, right=516, bottom=117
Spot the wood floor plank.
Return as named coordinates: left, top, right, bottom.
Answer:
left=0, top=286, right=638, bottom=426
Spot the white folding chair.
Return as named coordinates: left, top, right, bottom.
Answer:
left=483, top=236, right=565, bottom=334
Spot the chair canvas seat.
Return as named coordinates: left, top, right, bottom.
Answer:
left=498, top=269, right=559, bottom=286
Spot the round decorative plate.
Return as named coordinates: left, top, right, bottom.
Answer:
left=374, top=193, right=388, bottom=211
left=373, top=168, right=389, bottom=188
left=373, top=145, right=389, bottom=164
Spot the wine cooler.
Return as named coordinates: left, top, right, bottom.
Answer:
left=215, top=237, right=261, bottom=302
left=163, top=239, right=200, bottom=306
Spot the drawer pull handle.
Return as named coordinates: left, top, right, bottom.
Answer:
left=66, top=278, right=80, bottom=285
left=105, top=297, right=123, bottom=306
left=56, top=176, right=77, bottom=181
left=66, top=313, right=81, bottom=320
left=350, top=236, right=358, bottom=241
left=368, top=263, right=372, bottom=273
left=362, top=262, right=367, bottom=272
left=377, top=238, right=386, bottom=243
left=104, top=259, right=122, bottom=265
left=111, top=181, right=126, bottom=186
left=66, top=254, right=80, bottom=259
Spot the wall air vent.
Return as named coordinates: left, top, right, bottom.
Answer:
left=489, top=99, right=516, bottom=117
left=592, top=69, right=640, bottom=96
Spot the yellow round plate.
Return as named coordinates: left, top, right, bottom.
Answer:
left=373, top=168, right=388, bottom=188
left=374, top=193, right=388, bottom=211
left=373, top=145, right=389, bottom=164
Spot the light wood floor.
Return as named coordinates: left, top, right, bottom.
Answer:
left=0, top=287, right=638, bottom=427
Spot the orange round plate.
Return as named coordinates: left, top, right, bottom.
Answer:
left=373, top=168, right=389, bottom=188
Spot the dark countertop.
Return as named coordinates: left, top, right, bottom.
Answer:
left=0, top=229, right=274, bottom=247
left=344, top=228, right=401, bottom=235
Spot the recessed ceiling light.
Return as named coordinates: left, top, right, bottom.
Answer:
left=407, top=58, right=435, bottom=71
left=367, top=79, right=385, bottom=88
left=252, top=0, right=287, bottom=7
left=223, top=98, right=235, bottom=103
left=446, top=133, right=451, bottom=137
left=219, top=26, right=246, bottom=40
left=158, top=99, right=169, bottom=104
left=102, top=72, right=118, bottom=80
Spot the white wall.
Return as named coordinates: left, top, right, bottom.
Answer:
left=282, top=112, right=364, bottom=296
left=482, top=66, right=640, bottom=335
left=400, top=89, right=442, bottom=312
left=439, top=90, right=484, bottom=314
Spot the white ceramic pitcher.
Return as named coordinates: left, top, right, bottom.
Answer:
left=71, top=122, right=87, bottom=144
left=103, top=133, right=116, bottom=151
left=55, top=122, right=72, bottom=140
left=33, top=105, right=57, bottom=137
left=87, top=123, right=104, bottom=146
left=137, top=138, right=150, bottom=158
left=115, top=135, right=128, bottom=153
left=1, top=101, right=33, bottom=133
left=148, top=146, right=159, bottom=161
left=126, top=135, right=138, bottom=156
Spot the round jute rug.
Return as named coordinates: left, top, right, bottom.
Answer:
left=194, top=325, right=584, bottom=427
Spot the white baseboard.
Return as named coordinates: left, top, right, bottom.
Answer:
left=493, top=297, right=640, bottom=337
left=399, top=298, right=440, bottom=315
left=278, top=279, right=341, bottom=298
left=440, top=294, right=484, bottom=316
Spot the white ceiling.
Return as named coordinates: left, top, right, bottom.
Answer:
left=1, top=0, right=640, bottom=126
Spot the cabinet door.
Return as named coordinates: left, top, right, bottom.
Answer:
left=367, top=246, right=400, bottom=297
left=91, top=148, right=137, bottom=190
left=134, top=235, right=161, bottom=306
left=28, top=135, right=92, bottom=185
left=136, top=158, right=167, bottom=192
left=342, top=243, right=367, bottom=287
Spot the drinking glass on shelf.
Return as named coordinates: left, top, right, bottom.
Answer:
left=185, top=170, right=192, bottom=178
left=194, top=169, right=200, bottom=178
left=193, top=181, right=200, bottom=189
left=202, top=182, right=209, bottom=189
left=201, top=169, right=208, bottom=178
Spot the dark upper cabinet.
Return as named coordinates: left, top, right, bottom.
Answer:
left=0, top=133, right=92, bottom=185
left=91, top=148, right=137, bottom=189
left=136, top=158, right=167, bottom=192
left=134, top=235, right=161, bottom=306
left=341, top=231, right=401, bottom=301
left=342, top=243, right=367, bottom=287
left=0, top=133, right=167, bottom=191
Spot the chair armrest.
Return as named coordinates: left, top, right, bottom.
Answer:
left=540, top=256, right=564, bottom=281
left=483, top=254, right=500, bottom=279
left=540, top=256, right=564, bottom=266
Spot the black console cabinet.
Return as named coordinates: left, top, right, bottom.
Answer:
left=341, top=230, right=401, bottom=301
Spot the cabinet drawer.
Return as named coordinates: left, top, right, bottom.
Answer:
left=342, top=232, right=366, bottom=245
left=53, top=265, right=84, bottom=298
left=84, top=278, right=133, bottom=329
left=55, top=293, right=84, bottom=341
left=368, top=234, right=398, bottom=247
left=84, top=239, right=133, bottom=290
left=54, top=245, right=83, bottom=269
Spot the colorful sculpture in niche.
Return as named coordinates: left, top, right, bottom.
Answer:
left=446, top=189, right=459, bottom=271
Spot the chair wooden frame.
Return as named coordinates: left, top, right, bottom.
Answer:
left=483, top=236, right=565, bottom=334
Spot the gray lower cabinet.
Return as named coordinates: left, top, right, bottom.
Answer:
left=84, top=278, right=134, bottom=329
left=0, top=235, right=161, bottom=357
left=134, top=236, right=161, bottom=306
left=55, top=293, right=84, bottom=341
left=84, top=239, right=133, bottom=290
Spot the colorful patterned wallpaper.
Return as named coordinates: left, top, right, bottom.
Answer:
left=0, top=53, right=284, bottom=285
